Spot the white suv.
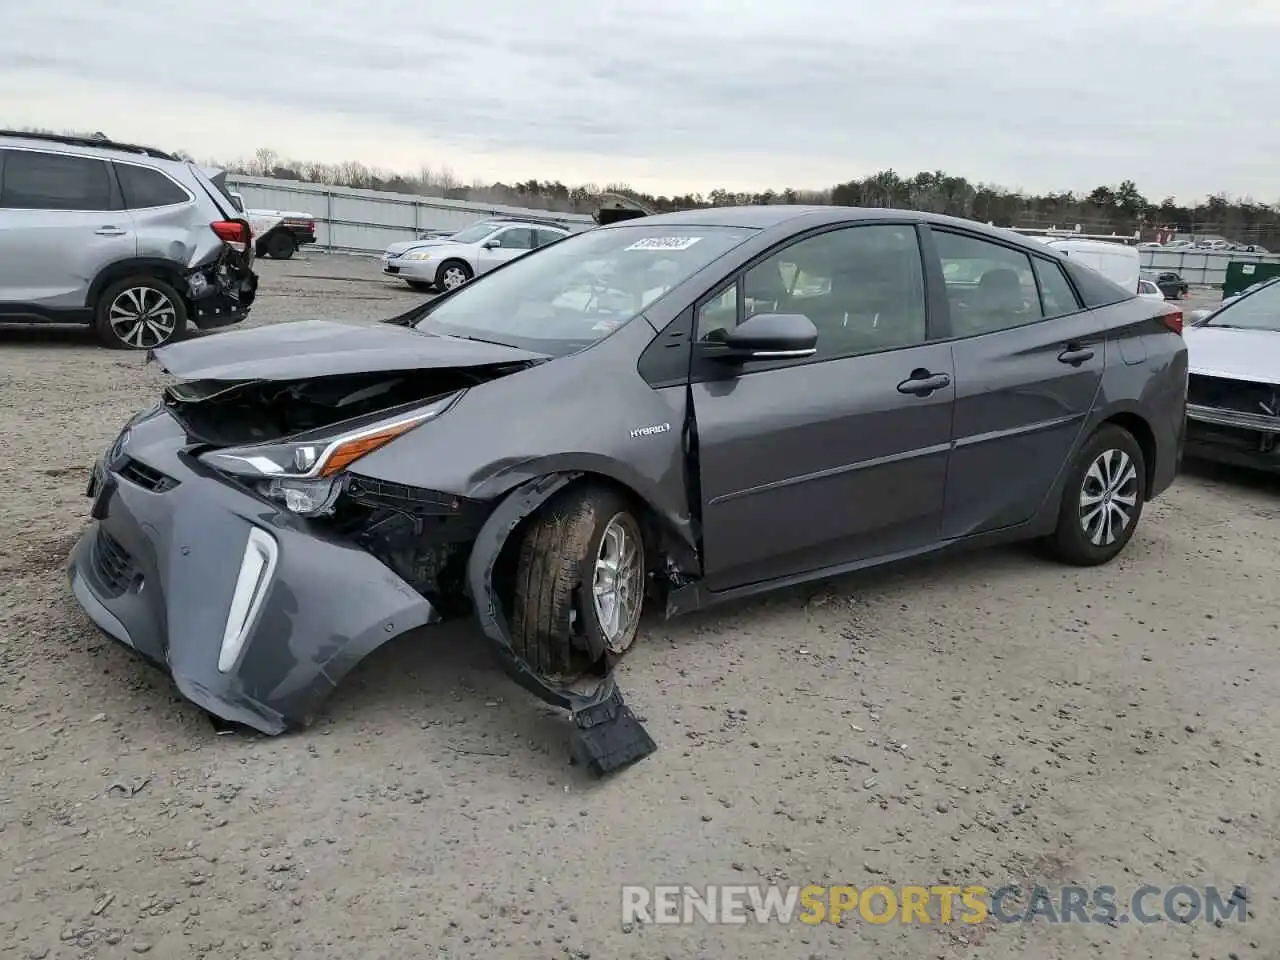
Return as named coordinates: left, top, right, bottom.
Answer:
left=382, top=217, right=571, bottom=292
left=0, top=130, right=258, bottom=349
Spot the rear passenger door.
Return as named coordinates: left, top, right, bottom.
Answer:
left=928, top=227, right=1106, bottom=539
left=113, top=160, right=197, bottom=264
left=0, top=149, right=135, bottom=312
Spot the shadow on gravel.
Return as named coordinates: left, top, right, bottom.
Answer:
left=1180, top=457, right=1280, bottom=496
left=0, top=324, right=101, bottom=349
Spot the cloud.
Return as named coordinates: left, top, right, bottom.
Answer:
left=2, top=0, right=1279, bottom=200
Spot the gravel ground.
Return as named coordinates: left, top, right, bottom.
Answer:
left=1, top=255, right=1275, bottom=960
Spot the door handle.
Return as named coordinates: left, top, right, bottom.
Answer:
left=1058, top=343, right=1095, bottom=366
left=95, top=226, right=128, bottom=236
left=896, top=369, right=952, bottom=396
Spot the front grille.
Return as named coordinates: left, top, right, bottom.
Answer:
left=1188, top=375, right=1280, bottom=416
left=118, top=457, right=177, bottom=492
left=92, top=528, right=137, bottom=597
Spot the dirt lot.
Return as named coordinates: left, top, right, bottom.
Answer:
left=1, top=255, right=1275, bottom=960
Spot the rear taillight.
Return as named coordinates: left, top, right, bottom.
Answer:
left=1159, top=309, right=1183, bottom=335
left=211, top=220, right=250, bottom=252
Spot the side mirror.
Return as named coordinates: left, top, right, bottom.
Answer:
left=483, top=239, right=501, bottom=249
left=700, top=313, right=818, bottom=363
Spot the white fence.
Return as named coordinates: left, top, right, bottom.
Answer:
left=226, top=176, right=1280, bottom=285
left=1138, top=247, right=1280, bottom=287
left=226, top=175, right=594, bottom=255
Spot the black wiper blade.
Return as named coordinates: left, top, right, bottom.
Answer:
left=443, top=333, right=517, bottom=348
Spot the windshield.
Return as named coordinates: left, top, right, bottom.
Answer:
left=1205, top=278, right=1280, bottom=331
left=447, top=221, right=505, bottom=244
left=413, top=223, right=758, bottom=355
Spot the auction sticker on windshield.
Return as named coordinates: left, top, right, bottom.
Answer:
left=626, top=236, right=702, bottom=251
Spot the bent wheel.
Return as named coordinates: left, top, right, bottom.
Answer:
left=1045, top=424, right=1146, bottom=566
left=510, top=486, right=646, bottom=677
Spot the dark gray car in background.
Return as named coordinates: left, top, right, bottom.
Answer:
left=68, top=206, right=1188, bottom=773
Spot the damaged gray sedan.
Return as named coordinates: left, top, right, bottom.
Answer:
left=68, top=206, right=1187, bottom=774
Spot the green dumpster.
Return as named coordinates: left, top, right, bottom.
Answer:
left=1222, top=260, right=1280, bottom=298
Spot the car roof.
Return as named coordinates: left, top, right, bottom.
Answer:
left=1040, top=238, right=1139, bottom=255
left=597, top=205, right=1072, bottom=253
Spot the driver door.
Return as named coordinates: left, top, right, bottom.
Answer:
left=474, top=226, right=535, bottom=275
left=691, top=223, right=956, bottom=591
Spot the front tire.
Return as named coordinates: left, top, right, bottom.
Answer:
left=1045, top=424, right=1145, bottom=566
left=435, top=259, right=473, bottom=291
left=93, top=276, right=188, bottom=350
left=510, top=486, right=646, bottom=678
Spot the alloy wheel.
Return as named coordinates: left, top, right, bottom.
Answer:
left=1078, top=448, right=1139, bottom=546
left=108, top=286, right=178, bottom=349
left=592, top=515, right=643, bottom=653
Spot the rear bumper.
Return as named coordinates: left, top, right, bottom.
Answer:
left=67, top=411, right=438, bottom=734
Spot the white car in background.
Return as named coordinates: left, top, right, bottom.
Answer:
left=381, top=217, right=571, bottom=292
left=1137, top=278, right=1164, bottom=300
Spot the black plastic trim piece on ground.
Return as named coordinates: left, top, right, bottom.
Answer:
left=466, top=472, right=657, bottom=775
left=570, top=686, right=656, bottom=775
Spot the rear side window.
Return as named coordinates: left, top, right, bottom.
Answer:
left=116, top=163, right=189, bottom=208
left=933, top=230, right=1044, bottom=336
left=1033, top=257, right=1083, bottom=317
left=535, top=229, right=565, bottom=247
left=0, top=150, right=113, bottom=210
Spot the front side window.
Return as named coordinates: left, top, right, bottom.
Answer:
left=494, top=227, right=534, bottom=250
left=1203, top=278, right=1280, bottom=332
left=1, top=150, right=113, bottom=210
left=934, top=231, right=1044, bottom=336
left=696, top=224, right=927, bottom=360
left=413, top=223, right=757, bottom=356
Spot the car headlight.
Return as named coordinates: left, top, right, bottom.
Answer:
left=401, top=250, right=434, bottom=261
left=198, top=392, right=460, bottom=516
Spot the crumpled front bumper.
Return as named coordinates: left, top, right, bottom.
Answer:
left=67, top=411, right=438, bottom=734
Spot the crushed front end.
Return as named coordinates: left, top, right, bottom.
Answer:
left=67, top=338, right=655, bottom=773
left=1185, top=373, right=1280, bottom=471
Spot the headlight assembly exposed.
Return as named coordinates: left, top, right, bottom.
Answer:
left=402, top=250, right=435, bottom=261
left=198, top=392, right=460, bottom=514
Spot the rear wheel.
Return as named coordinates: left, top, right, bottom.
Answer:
left=510, top=486, right=646, bottom=678
left=435, top=259, right=473, bottom=291
left=93, top=276, right=188, bottom=350
left=1045, top=425, right=1145, bottom=566
left=265, top=230, right=296, bottom=260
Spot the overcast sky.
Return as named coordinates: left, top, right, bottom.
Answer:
left=2, top=0, right=1278, bottom=201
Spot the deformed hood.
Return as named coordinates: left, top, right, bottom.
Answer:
left=1185, top=325, right=1280, bottom=385
left=150, top=320, right=548, bottom=381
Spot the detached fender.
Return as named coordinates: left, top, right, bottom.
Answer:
left=466, top=452, right=699, bottom=556
left=465, top=471, right=611, bottom=710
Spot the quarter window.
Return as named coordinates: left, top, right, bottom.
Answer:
left=116, top=163, right=189, bottom=209
left=0, top=150, right=113, bottom=210
left=933, top=231, right=1045, bottom=336
left=696, top=224, right=927, bottom=361
left=1033, top=257, right=1083, bottom=317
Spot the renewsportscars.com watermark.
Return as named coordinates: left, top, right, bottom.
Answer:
left=621, top=884, right=1250, bottom=926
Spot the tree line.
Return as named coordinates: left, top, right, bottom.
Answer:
left=11, top=130, right=1279, bottom=247
left=228, top=148, right=1280, bottom=248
